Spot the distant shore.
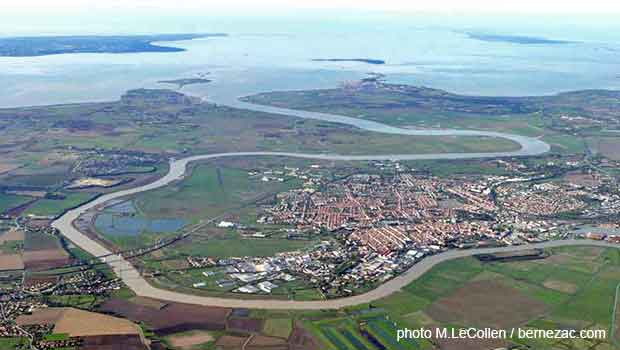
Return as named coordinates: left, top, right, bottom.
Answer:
left=0, top=33, right=227, bottom=57
left=312, top=58, right=385, bottom=65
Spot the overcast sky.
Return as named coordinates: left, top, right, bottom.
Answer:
left=5, top=0, right=620, bottom=15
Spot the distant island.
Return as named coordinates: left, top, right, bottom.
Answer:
left=158, top=78, right=212, bottom=88
left=465, top=32, right=574, bottom=45
left=0, top=33, right=227, bottom=57
left=312, top=58, right=386, bottom=65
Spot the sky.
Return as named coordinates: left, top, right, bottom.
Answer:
left=4, top=0, right=620, bottom=15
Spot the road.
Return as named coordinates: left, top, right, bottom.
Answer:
left=49, top=98, right=567, bottom=309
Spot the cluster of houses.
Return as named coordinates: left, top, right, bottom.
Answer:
left=70, top=148, right=161, bottom=177
left=496, top=182, right=588, bottom=216
left=0, top=300, right=45, bottom=338
left=184, top=163, right=620, bottom=296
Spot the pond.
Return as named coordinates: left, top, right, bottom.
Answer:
left=94, top=201, right=186, bottom=237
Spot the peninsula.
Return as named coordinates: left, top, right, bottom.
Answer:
left=0, top=33, right=226, bottom=57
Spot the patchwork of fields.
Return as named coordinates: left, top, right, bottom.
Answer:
left=308, top=246, right=620, bottom=350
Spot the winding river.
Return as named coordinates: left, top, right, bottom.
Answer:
left=48, top=96, right=614, bottom=310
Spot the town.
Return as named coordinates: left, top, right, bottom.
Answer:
left=178, top=156, right=620, bottom=298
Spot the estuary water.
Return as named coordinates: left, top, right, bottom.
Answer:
left=1, top=14, right=619, bottom=108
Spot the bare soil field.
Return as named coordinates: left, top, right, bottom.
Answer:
left=19, top=308, right=141, bottom=338
left=54, top=308, right=141, bottom=337
left=168, top=331, right=214, bottom=349
left=22, top=248, right=70, bottom=270
left=0, top=253, right=24, bottom=270
left=0, top=228, right=25, bottom=243
left=100, top=298, right=231, bottom=334
left=426, top=280, right=547, bottom=328
left=22, top=230, right=71, bottom=270
left=81, top=334, right=147, bottom=350
left=17, top=308, right=64, bottom=325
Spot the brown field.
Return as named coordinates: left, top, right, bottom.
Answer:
left=543, top=279, right=578, bottom=294
left=426, top=280, right=547, bottom=328
left=56, top=309, right=141, bottom=337
left=214, top=335, right=247, bottom=349
left=227, top=318, right=264, bottom=333
left=0, top=228, right=25, bottom=243
left=168, top=331, right=213, bottom=349
left=80, top=334, right=147, bottom=350
left=18, top=308, right=141, bottom=338
left=23, top=231, right=71, bottom=270
left=17, top=308, right=64, bottom=325
left=22, top=248, right=70, bottom=270
left=100, top=298, right=231, bottom=334
left=0, top=253, right=24, bottom=270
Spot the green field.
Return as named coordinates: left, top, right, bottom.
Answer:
left=263, top=318, right=293, bottom=338
left=47, top=294, right=102, bottom=309
left=136, top=163, right=299, bottom=222
left=308, top=314, right=432, bottom=350
left=0, top=193, right=33, bottom=213
left=0, top=337, right=28, bottom=350
left=24, top=192, right=98, bottom=217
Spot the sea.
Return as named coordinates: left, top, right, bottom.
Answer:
left=0, top=12, right=619, bottom=108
